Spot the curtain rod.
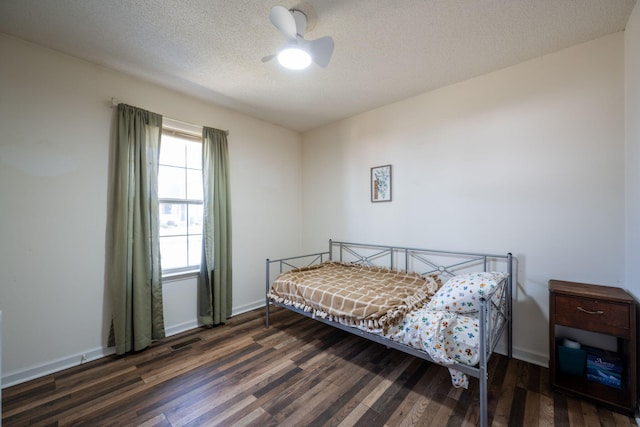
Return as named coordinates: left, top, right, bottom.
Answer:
left=110, top=97, right=229, bottom=135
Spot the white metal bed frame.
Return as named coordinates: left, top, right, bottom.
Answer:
left=265, top=240, right=513, bottom=427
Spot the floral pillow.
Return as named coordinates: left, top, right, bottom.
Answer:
left=427, top=272, right=508, bottom=313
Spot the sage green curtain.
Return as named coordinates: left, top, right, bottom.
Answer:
left=198, top=127, right=232, bottom=325
left=106, top=104, right=165, bottom=355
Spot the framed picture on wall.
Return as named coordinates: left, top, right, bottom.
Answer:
left=371, top=164, right=392, bottom=202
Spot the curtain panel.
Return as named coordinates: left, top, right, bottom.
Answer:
left=198, top=127, right=233, bottom=325
left=106, top=104, right=165, bottom=355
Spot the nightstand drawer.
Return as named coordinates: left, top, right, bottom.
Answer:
left=554, top=295, right=630, bottom=337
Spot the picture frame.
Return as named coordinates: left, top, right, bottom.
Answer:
left=371, top=164, right=392, bottom=202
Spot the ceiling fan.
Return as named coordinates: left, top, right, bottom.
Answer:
left=262, top=5, right=334, bottom=70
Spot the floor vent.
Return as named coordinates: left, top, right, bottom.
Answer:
left=171, top=337, right=201, bottom=351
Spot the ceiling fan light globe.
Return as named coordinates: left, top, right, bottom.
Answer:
left=277, top=47, right=311, bottom=70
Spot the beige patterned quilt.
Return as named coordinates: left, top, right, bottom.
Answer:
left=269, top=261, right=441, bottom=331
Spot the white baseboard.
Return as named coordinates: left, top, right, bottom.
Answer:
left=512, top=346, right=548, bottom=367
left=164, top=320, right=200, bottom=337
left=232, top=299, right=265, bottom=316
left=2, top=301, right=267, bottom=389
left=4, top=320, right=215, bottom=388
left=2, top=346, right=115, bottom=389
left=2, top=300, right=547, bottom=389
left=492, top=341, right=548, bottom=368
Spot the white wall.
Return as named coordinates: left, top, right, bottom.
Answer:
left=0, top=34, right=303, bottom=386
left=625, top=2, right=640, bottom=301
left=0, top=20, right=634, bottom=386
left=302, top=33, right=626, bottom=366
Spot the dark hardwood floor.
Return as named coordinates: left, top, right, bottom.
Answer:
left=2, top=307, right=638, bottom=426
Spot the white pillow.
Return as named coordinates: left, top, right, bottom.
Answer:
left=428, top=272, right=508, bottom=313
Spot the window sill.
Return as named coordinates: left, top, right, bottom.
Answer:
left=162, top=269, right=199, bottom=282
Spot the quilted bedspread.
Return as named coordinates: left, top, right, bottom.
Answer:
left=269, top=261, right=441, bottom=331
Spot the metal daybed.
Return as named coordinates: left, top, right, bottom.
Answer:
left=265, top=240, right=513, bottom=427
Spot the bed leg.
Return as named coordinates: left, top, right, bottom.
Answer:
left=479, top=367, right=488, bottom=427
left=507, top=253, right=513, bottom=359
left=266, top=300, right=270, bottom=329
left=265, top=258, right=270, bottom=329
left=478, top=297, right=489, bottom=427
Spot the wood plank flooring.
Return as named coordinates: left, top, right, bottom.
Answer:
left=2, top=306, right=638, bottom=426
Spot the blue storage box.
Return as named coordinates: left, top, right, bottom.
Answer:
left=585, top=347, right=623, bottom=389
left=558, top=345, right=586, bottom=376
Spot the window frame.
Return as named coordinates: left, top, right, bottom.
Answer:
left=158, top=118, right=203, bottom=277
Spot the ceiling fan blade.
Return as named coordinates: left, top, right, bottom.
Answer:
left=307, top=36, right=334, bottom=68
left=269, top=5, right=297, bottom=42
left=291, top=10, right=307, bottom=36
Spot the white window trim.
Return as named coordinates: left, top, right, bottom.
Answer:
left=163, top=117, right=203, bottom=138
left=159, top=117, right=204, bottom=278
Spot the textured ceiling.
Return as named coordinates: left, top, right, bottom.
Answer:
left=0, top=0, right=636, bottom=132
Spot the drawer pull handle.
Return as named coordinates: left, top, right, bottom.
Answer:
left=577, top=306, right=604, bottom=315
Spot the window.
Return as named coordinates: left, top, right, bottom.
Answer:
left=158, top=126, right=203, bottom=273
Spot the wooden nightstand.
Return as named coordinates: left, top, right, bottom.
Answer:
left=549, top=280, right=637, bottom=413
